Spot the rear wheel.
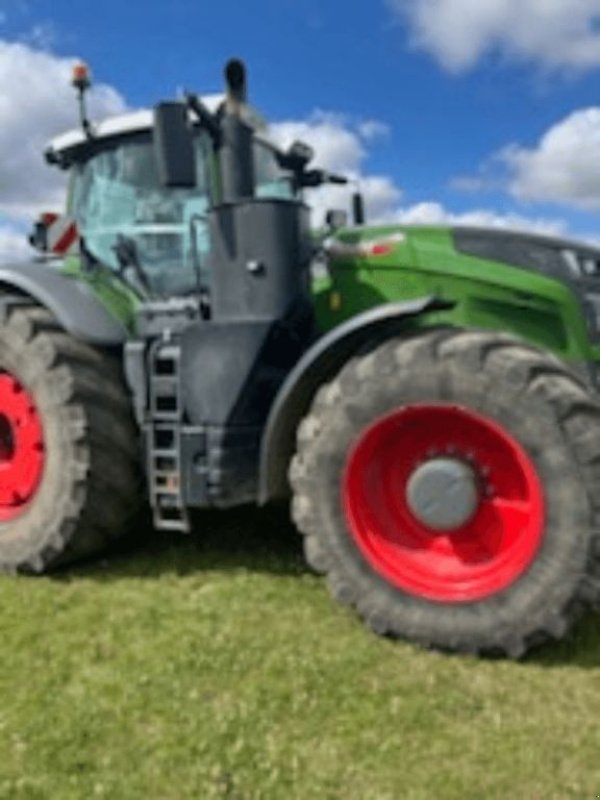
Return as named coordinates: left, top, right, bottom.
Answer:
left=290, top=328, right=600, bottom=657
left=0, top=302, right=141, bottom=572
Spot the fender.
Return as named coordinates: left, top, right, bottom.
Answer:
left=259, top=296, right=453, bottom=503
left=0, top=262, right=127, bottom=344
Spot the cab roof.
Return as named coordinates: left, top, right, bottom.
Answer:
left=45, top=94, right=268, bottom=166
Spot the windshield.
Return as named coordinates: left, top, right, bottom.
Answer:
left=70, top=130, right=212, bottom=296
left=69, top=130, right=296, bottom=296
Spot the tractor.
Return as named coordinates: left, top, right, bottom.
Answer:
left=1, top=59, right=599, bottom=658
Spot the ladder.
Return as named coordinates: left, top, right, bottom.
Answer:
left=146, top=340, right=190, bottom=532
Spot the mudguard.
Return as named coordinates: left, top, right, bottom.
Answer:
left=0, top=261, right=127, bottom=344
left=259, top=296, right=452, bottom=502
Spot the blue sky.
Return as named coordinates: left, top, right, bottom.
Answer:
left=2, top=0, right=600, bottom=254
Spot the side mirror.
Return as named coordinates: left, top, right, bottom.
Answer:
left=287, top=140, right=314, bottom=169
left=276, top=140, right=314, bottom=172
left=153, top=102, right=196, bottom=188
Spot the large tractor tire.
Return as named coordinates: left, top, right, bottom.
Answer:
left=0, top=302, right=140, bottom=572
left=290, top=328, right=600, bottom=657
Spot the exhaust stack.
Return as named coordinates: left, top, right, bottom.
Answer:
left=224, top=59, right=247, bottom=111
left=219, top=58, right=255, bottom=202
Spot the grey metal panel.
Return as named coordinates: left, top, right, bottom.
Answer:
left=180, top=320, right=272, bottom=425
left=259, top=296, right=452, bottom=503
left=208, top=198, right=312, bottom=322
left=0, top=261, right=127, bottom=344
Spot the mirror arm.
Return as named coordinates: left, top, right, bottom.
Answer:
left=185, top=93, right=222, bottom=145
left=298, top=169, right=349, bottom=188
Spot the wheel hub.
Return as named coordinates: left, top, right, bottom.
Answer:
left=342, top=404, right=545, bottom=602
left=406, top=457, right=479, bottom=531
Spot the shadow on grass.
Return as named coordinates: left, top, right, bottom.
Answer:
left=56, top=504, right=307, bottom=582
left=522, top=614, right=600, bottom=670
left=53, top=505, right=600, bottom=668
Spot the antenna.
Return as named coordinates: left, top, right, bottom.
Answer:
left=71, top=62, right=93, bottom=139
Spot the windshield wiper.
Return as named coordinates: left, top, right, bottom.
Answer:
left=80, top=237, right=147, bottom=299
left=113, top=235, right=153, bottom=297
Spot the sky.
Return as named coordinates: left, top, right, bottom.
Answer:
left=3, top=0, right=600, bottom=258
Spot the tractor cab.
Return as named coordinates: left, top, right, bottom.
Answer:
left=41, top=59, right=342, bottom=530
left=44, top=82, right=300, bottom=299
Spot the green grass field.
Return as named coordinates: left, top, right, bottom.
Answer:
left=1, top=507, right=599, bottom=800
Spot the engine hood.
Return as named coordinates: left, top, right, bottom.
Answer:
left=326, top=223, right=600, bottom=282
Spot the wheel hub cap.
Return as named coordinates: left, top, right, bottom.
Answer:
left=406, top=457, right=479, bottom=531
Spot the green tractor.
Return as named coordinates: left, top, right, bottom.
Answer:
left=2, top=59, right=600, bottom=658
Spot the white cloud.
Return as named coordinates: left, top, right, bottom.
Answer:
left=500, top=107, right=600, bottom=209
left=268, top=112, right=569, bottom=236
left=391, top=0, right=600, bottom=73
left=0, top=37, right=578, bottom=264
left=0, top=39, right=127, bottom=221
left=357, top=120, right=390, bottom=141
left=0, top=44, right=403, bottom=244
left=0, top=38, right=127, bottom=263
left=392, top=201, right=567, bottom=236
left=270, top=112, right=367, bottom=174
left=269, top=111, right=402, bottom=225
left=0, top=220, right=34, bottom=262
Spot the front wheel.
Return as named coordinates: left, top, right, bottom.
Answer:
left=290, top=328, right=600, bottom=657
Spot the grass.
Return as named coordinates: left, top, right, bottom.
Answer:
left=1, top=507, right=600, bottom=800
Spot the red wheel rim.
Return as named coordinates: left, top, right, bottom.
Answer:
left=0, top=373, right=44, bottom=522
left=342, top=405, right=545, bottom=602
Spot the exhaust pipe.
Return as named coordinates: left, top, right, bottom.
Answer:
left=220, top=58, right=254, bottom=202
left=224, top=59, right=247, bottom=111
